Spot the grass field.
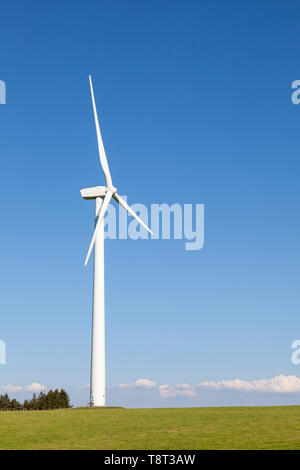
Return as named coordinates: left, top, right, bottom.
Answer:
left=0, top=406, right=300, bottom=450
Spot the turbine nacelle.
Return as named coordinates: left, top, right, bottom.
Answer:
left=80, top=186, right=117, bottom=200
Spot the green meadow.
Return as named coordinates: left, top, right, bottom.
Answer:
left=0, top=406, right=300, bottom=450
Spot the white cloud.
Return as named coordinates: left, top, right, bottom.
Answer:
left=111, top=374, right=300, bottom=397
left=117, top=383, right=136, bottom=389
left=24, top=383, right=47, bottom=393
left=117, top=379, right=157, bottom=389
left=0, top=382, right=47, bottom=394
left=135, top=379, right=157, bottom=389
left=0, top=384, right=23, bottom=393
left=197, top=375, right=300, bottom=393
left=159, top=384, right=197, bottom=398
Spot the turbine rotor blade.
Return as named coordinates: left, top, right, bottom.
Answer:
left=89, top=75, right=113, bottom=188
left=85, top=191, right=113, bottom=266
left=113, top=193, right=153, bottom=235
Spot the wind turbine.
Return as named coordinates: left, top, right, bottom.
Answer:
left=81, top=76, right=152, bottom=407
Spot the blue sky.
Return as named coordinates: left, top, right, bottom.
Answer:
left=1, top=0, right=300, bottom=407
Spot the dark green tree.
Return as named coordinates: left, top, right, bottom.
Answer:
left=59, top=389, right=71, bottom=408
left=10, top=398, right=21, bottom=410
left=0, top=389, right=71, bottom=411
left=53, top=389, right=61, bottom=409
left=46, top=390, right=55, bottom=409
left=23, top=399, right=29, bottom=410
left=37, top=392, right=47, bottom=410
left=30, top=393, right=38, bottom=410
left=0, top=394, right=11, bottom=410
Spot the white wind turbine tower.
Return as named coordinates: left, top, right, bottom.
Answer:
left=81, top=76, right=152, bottom=407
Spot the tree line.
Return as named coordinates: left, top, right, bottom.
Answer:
left=0, top=389, right=71, bottom=411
